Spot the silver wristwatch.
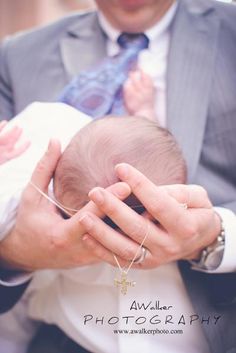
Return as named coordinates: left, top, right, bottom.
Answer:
left=190, top=216, right=225, bottom=271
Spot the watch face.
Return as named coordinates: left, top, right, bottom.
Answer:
left=205, top=246, right=224, bottom=270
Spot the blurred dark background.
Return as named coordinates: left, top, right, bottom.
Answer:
left=0, top=0, right=234, bottom=40
left=0, top=0, right=95, bottom=39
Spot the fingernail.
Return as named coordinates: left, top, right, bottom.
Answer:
left=89, top=188, right=104, bottom=205
left=115, top=163, right=129, bottom=179
left=78, top=214, right=94, bottom=229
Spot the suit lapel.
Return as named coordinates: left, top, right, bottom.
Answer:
left=167, top=0, right=220, bottom=182
left=60, top=12, right=107, bottom=80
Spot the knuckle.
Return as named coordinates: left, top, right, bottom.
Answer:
left=94, top=225, right=105, bottom=240
left=21, top=187, right=33, bottom=204
left=36, top=158, right=48, bottom=174
left=128, top=222, right=147, bottom=242
left=105, top=201, right=118, bottom=218
left=131, top=176, right=144, bottom=192
left=148, top=202, right=163, bottom=216
left=121, top=245, right=136, bottom=260
left=197, top=185, right=207, bottom=195
left=147, top=188, right=168, bottom=215
left=193, top=185, right=208, bottom=198
left=50, top=230, right=68, bottom=250
left=200, top=189, right=208, bottom=201
left=51, top=237, right=67, bottom=250
left=84, top=237, right=96, bottom=250
left=182, top=222, right=197, bottom=238
left=83, top=237, right=108, bottom=262
left=165, top=243, right=181, bottom=257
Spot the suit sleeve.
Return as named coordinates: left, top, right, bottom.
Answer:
left=0, top=39, right=15, bottom=121
left=0, top=273, right=30, bottom=314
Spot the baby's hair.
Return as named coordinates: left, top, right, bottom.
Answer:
left=53, top=116, right=187, bottom=210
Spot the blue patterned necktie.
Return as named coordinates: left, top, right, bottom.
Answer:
left=58, top=33, right=149, bottom=118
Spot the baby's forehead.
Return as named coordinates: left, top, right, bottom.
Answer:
left=81, top=115, right=151, bottom=145
left=86, top=115, right=141, bottom=130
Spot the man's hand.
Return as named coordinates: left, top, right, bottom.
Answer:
left=0, top=142, right=131, bottom=271
left=80, top=163, right=221, bottom=269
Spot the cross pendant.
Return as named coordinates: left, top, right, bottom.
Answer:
left=114, top=271, right=136, bottom=295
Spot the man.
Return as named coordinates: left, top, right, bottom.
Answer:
left=0, top=0, right=236, bottom=352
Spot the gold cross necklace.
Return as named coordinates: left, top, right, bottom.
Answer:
left=113, top=221, right=150, bottom=295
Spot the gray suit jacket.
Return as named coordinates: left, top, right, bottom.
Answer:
left=0, top=0, right=236, bottom=352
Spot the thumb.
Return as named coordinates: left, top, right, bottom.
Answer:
left=30, top=139, right=61, bottom=192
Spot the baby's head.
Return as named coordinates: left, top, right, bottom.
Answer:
left=53, top=116, right=186, bottom=212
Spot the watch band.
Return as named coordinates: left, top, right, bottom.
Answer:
left=190, top=213, right=225, bottom=271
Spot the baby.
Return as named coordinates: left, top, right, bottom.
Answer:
left=53, top=115, right=186, bottom=214
left=0, top=72, right=187, bottom=353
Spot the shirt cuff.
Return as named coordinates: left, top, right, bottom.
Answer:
left=206, top=207, right=236, bottom=273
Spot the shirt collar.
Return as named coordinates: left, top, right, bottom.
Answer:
left=98, top=1, right=178, bottom=44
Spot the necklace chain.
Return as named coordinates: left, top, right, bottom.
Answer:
left=113, top=222, right=149, bottom=295
left=113, top=221, right=149, bottom=275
